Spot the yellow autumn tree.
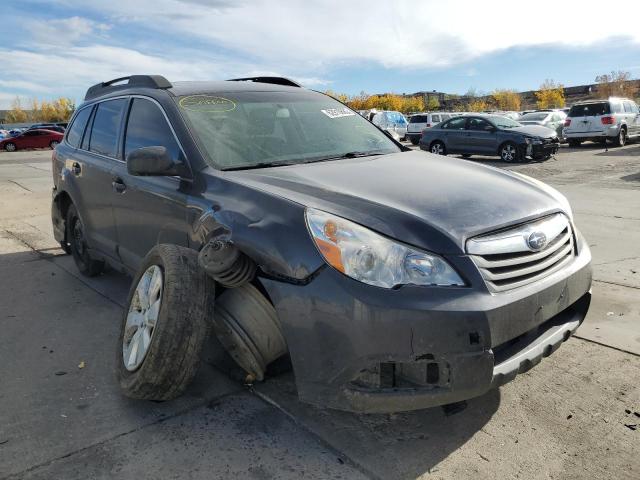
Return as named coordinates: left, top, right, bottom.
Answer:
left=535, top=79, right=565, bottom=109
left=5, top=97, right=29, bottom=123
left=595, top=71, right=636, bottom=99
left=467, top=99, right=489, bottom=112
left=491, top=89, right=521, bottom=111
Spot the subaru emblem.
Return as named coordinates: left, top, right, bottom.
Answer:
left=527, top=231, right=547, bottom=251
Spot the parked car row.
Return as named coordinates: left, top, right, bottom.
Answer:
left=0, top=128, right=64, bottom=151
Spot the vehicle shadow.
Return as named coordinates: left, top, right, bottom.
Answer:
left=255, top=373, right=500, bottom=479
left=594, top=142, right=640, bottom=157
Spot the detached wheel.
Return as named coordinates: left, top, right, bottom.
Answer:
left=500, top=142, right=522, bottom=163
left=430, top=141, right=446, bottom=155
left=117, top=244, right=213, bottom=401
left=4, top=142, right=16, bottom=152
left=66, top=204, right=104, bottom=276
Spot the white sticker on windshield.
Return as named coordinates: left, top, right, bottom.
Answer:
left=321, top=107, right=356, bottom=119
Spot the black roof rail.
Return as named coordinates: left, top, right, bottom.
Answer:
left=226, top=76, right=302, bottom=88
left=84, top=75, right=172, bottom=101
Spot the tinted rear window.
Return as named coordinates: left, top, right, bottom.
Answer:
left=89, top=99, right=127, bottom=157
left=409, top=115, right=429, bottom=123
left=568, top=103, right=610, bottom=117
left=66, top=107, right=92, bottom=148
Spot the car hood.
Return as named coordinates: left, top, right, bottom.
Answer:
left=507, top=125, right=557, bottom=138
left=224, top=150, right=566, bottom=254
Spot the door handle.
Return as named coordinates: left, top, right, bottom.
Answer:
left=71, top=162, right=81, bottom=175
left=112, top=177, right=127, bottom=193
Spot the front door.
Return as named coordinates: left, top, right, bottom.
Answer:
left=110, top=97, right=190, bottom=272
left=464, top=117, right=497, bottom=154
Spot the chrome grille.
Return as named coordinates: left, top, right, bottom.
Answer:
left=467, top=213, right=575, bottom=292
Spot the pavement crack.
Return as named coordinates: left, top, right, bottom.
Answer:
left=593, top=279, right=640, bottom=290
left=6, top=179, right=32, bottom=192
left=593, top=256, right=640, bottom=266
left=573, top=335, right=640, bottom=358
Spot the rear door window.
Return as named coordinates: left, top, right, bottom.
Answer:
left=124, top=98, right=181, bottom=161
left=623, top=101, right=634, bottom=113
left=568, top=103, right=610, bottom=117
left=89, top=99, right=127, bottom=158
left=66, top=107, right=92, bottom=148
left=442, top=117, right=467, bottom=130
left=432, top=114, right=441, bottom=123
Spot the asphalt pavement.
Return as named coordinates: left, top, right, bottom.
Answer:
left=0, top=144, right=638, bottom=479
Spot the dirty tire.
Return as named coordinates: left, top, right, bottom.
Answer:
left=66, top=204, right=104, bottom=276
left=613, top=127, right=626, bottom=147
left=117, top=244, right=213, bottom=401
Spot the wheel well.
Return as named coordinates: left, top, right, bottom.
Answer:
left=57, top=191, right=73, bottom=220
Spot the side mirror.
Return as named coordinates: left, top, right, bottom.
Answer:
left=126, top=146, right=180, bottom=176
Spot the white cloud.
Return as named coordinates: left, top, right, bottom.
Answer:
left=27, top=16, right=111, bottom=47
left=73, top=0, right=640, bottom=69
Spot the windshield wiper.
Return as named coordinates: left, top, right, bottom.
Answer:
left=305, top=151, right=387, bottom=162
left=221, top=160, right=299, bottom=171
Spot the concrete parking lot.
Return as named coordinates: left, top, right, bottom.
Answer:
left=0, top=144, right=638, bottom=479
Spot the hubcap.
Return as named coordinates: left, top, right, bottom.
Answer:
left=502, top=144, right=516, bottom=161
left=123, top=265, right=163, bottom=371
left=431, top=143, right=443, bottom=155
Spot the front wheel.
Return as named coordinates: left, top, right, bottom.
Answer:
left=430, top=141, right=446, bottom=155
left=66, top=204, right=104, bottom=276
left=117, top=245, right=213, bottom=401
left=4, top=142, right=16, bottom=152
left=500, top=142, right=522, bottom=163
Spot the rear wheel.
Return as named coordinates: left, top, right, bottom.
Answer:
left=66, top=204, right=104, bottom=277
left=4, top=142, right=16, bottom=152
left=117, top=244, right=212, bottom=401
left=50, top=140, right=59, bottom=149
left=500, top=142, right=522, bottom=163
left=410, top=137, right=419, bottom=145
left=430, top=141, right=446, bottom=155
left=613, top=128, right=627, bottom=147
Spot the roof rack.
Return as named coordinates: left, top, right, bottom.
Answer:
left=84, top=75, right=173, bottom=101
left=226, top=76, right=301, bottom=88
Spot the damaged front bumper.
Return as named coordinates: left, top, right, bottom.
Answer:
left=261, top=232, right=592, bottom=414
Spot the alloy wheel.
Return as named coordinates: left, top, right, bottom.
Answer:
left=501, top=144, right=517, bottom=162
left=431, top=143, right=444, bottom=155
left=123, top=265, right=163, bottom=371
left=5, top=143, right=16, bottom=152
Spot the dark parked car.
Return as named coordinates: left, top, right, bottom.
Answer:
left=1, top=128, right=63, bottom=151
left=51, top=75, right=591, bottom=413
left=28, top=123, right=66, bottom=134
left=420, top=115, right=560, bottom=162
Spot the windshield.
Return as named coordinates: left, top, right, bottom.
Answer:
left=490, top=116, right=522, bottom=128
left=177, top=91, right=400, bottom=170
left=520, top=113, right=548, bottom=121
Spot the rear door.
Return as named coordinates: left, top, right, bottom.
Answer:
left=19, top=130, right=41, bottom=148
left=440, top=116, right=468, bottom=152
left=71, top=98, right=127, bottom=260
left=110, top=97, right=190, bottom=271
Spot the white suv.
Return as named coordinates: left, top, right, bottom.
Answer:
left=406, top=112, right=453, bottom=145
left=563, top=97, right=640, bottom=147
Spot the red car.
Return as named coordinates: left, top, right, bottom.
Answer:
left=0, top=129, right=64, bottom=152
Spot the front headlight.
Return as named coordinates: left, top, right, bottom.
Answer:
left=525, top=137, right=543, bottom=145
left=305, top=208, right=464, bottom=288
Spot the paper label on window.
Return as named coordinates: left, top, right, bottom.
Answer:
left=321, top=108, right=355, bottom=119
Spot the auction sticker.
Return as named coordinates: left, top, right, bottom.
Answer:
left=321, top=107, right=355, bottom=119
left=179, top=95, right=236, bottom=113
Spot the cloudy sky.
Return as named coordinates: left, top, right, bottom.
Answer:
left=1, top=0, right=639, bottom=108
